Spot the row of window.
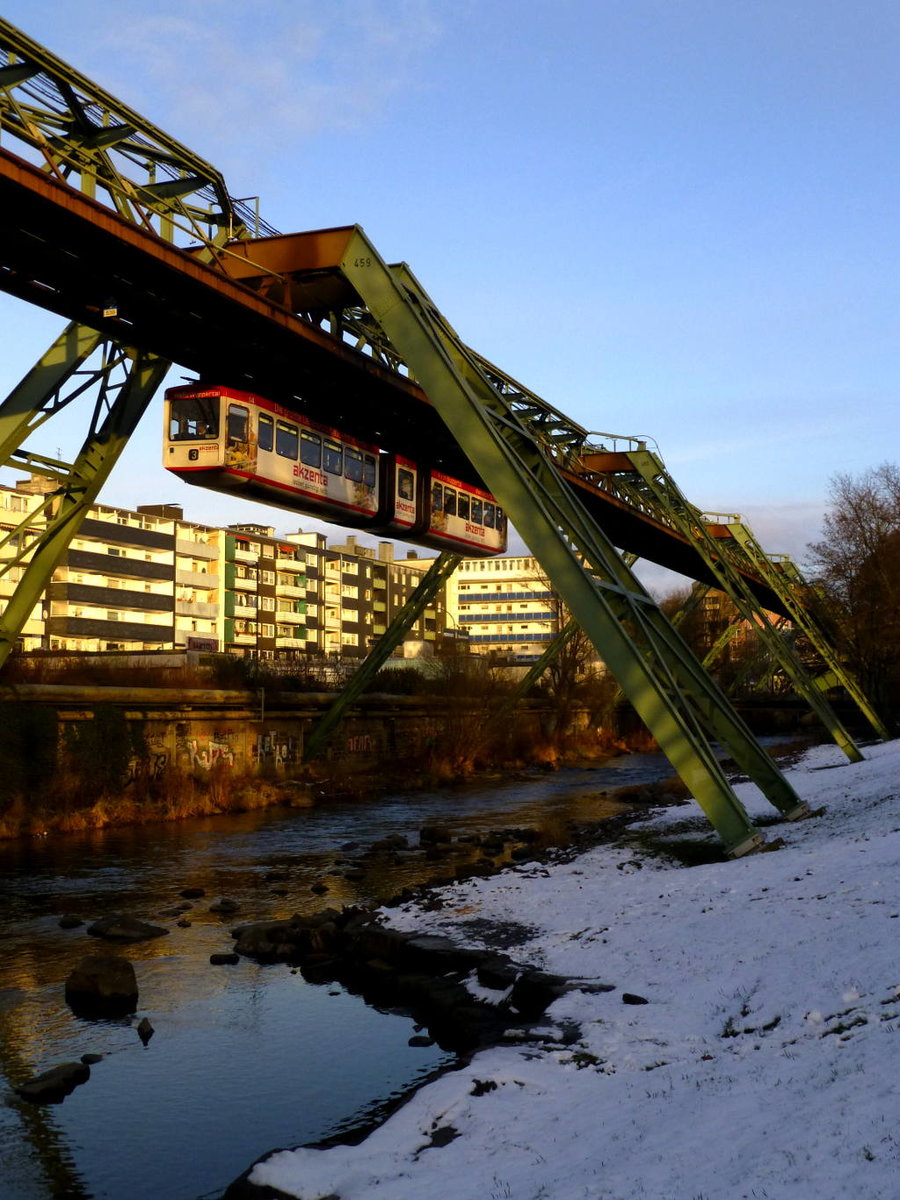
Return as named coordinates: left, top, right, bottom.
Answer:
left=250, top=409, right=379, bottom=488
left=430, top=482, right=503, bottom=529
left=233, top=618, right=309, bottom=639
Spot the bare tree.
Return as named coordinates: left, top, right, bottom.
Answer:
left=807, top=464, right=900, bottom=719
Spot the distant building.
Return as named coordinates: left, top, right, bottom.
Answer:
left=0, top=478, right=451, bottom=663
left=426, top=552, right=561, bottom=666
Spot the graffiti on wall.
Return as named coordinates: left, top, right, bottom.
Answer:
left=253, top=731, right=298, bottom=769
left=345, top=733, right=377, bottom=754
left=126, top=732, right=169, bottom=784
left=179, top=729, right=237, bottom=771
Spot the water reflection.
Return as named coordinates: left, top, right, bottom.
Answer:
left=0, top=756, right=674, bottom=1199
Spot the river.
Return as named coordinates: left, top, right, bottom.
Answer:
left=0, top=752, right=681, bottom=1200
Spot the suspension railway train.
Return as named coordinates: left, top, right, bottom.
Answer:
left=163, top=384, right=507, bottom=557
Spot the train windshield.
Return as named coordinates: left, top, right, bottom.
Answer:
left=168, top=395, right=220, bottom=440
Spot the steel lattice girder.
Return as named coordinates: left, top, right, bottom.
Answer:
left=0, top=16, right=258, bottom=247
left=718, top=523, right=889, bottom=741
left=575, top=446, right=866, bottom=760
left=302, top=552, right=462, bottom=763
left=325, top=228, right=809, bottom=854
left=0, top=331, right=169, bottom=663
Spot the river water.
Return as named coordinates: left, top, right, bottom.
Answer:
left=0, top=753, right=679, bottom=1200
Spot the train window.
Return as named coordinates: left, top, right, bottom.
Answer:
left=169, top=395, right=220, bottom=440
left=276, top=421, right=299, bottom=459
left=496, top=507, right=506, bottom=529
left=227, top=404, right=249, bottom=444
left=300, top=430, right=321, bottom=467
left=458, top=494, right=470, bottom=521
left=484, top=503, right=495, bottom=529
left=364, top=455, right=377, bottom=488
left=471, top=498, right=483, bottom=524
left=258, top=413, right=274, bottom=453
left=398, top=468, right=415, bottom=500
left=431, top=482, right=443, bottom=512
left=444, top=489, right=457, bottom=517
left=324, top=439, right=342, bottom=475
left=345, top=447, right=363, bottom=483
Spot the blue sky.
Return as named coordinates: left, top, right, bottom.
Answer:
left=1, top=1, right=897, bottom=588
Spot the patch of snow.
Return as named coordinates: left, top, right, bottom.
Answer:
left=250, top=739, right=900, bottom=1199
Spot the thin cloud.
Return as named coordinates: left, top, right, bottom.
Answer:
left=89, top=2, right=444, bottom=169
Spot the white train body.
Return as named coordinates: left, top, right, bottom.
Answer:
left=163, top=384, right=507, bottom=557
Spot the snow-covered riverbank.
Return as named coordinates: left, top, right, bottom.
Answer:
left=248, top=738, right=900, bottom=1200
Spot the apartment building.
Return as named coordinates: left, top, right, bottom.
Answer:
left=0, top=477, right=449, bottom=661
left=429, top=552, right=561, bottom=665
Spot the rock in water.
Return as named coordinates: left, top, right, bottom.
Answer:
left=16, top=1061, right=90, bottom=1104
left=87, top=915, right=169, bottom=942
left=65, top=954, right=138, bottom=1016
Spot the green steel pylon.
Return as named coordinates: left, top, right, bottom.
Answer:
left=722, top=523, right=889, bottom=741
left=570, top=446, right=866, bottom=761
left=0, top=338, right=169, bottom=665
left=335, top=230, right=807, bottom=854
left=303, top=552, right=462, bottom=763
left=0, top=18, right=265, bottom=665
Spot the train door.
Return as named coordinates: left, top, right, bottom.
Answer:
left=224, top=401, right=256, bottom=469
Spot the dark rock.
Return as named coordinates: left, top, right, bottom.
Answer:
left=408, top=1034, right=435, bottom=1047
left=476, top=956, right=519, bottom=991
left=16, top=1061, right=90, bottom=1104
left=65, top=954, right=138, bottom=1016
left=81, top=1053, right=103, bottom=1065
left=622, top=992, right=649, bottom=1005
left=370, top=833, right=409, bottom=852
left=180, top=887, right=205, bottom=899
left=176, top=918, right=192, bottom=928
left=136, top=1017, right=154, bottom=1045
left=58, top=914, right=83, bottom=929
left=509, top=970, right=568, bottom=1019
left=424, top=845, right=452, bottom=861
left=210, top=952, right=240, bottom=965
left=209, top=897, right=241, bottom=914
left=310, top=882, right=329, bottom=895
left=158, top=906, right=185, bottom=917
left=87, top=915, right=168, bottom=942
left=424, top=1124, right=459, bottom=1149
left=420, top=823, right=452, bottom=845
left=470, top=1078, right=498, bottom=1096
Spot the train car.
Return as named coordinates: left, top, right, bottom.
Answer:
left=163, top=384, right=507, bottom=556
left=420, top=470, right=507, bottom=556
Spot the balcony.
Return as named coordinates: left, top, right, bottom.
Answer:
left=276, top=583, right=306, bottom=599
left=276, top=633, right=307, bottom=648
left=276, top=608, right=305, bottom=624
left=175, top=567, right=219, bottom=588
left=175, top=537, right=218, bottom=560
left=175, top=600, right=218, bottom=618
left=232, top=574, right=258, bottom=592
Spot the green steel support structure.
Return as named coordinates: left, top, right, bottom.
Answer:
left=0, top=344, right=169, bottom=659
left=303, top=552, right=462, bottom=763
left=0, top=18, right=262, bottom=667
left=337, top=233, right=807, bottom=854
left=493, top=618, right=580, bottom=719
left=572, top=447, right=866, bottom=760
left=722, top=522, right=889, bottom=741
